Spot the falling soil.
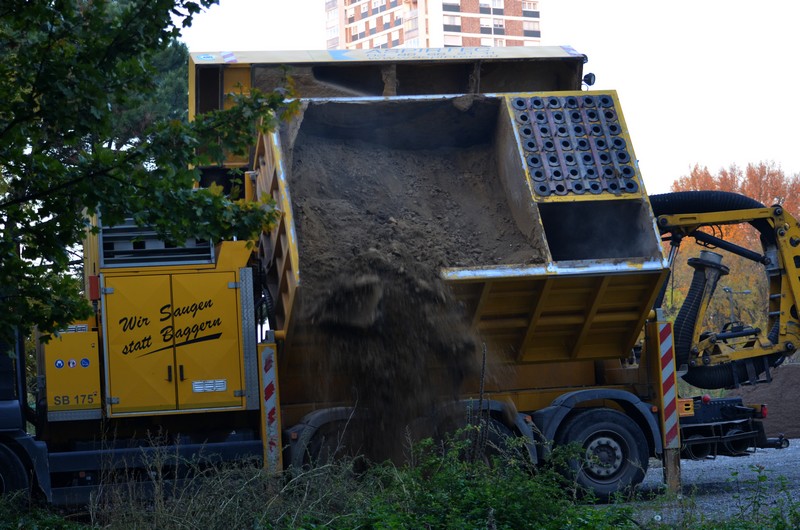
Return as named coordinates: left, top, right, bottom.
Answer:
left=727, top=362, right=800, bottom=438
left=287, top=133, right=547, bottom=461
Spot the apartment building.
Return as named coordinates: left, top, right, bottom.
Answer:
left=325, top=0, right=541, bottom=49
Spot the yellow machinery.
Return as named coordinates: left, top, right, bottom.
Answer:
left=1, top=48, right=791, bottom=505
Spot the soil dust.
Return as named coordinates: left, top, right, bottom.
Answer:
left=727, top=362, right=800, bottom=439
left=286, top=133, right=546, bottom=460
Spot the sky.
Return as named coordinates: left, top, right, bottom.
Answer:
left=181, top=0, right=800, bottom=194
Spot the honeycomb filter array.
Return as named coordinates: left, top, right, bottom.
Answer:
left=511, top=93, right=640, bottom=197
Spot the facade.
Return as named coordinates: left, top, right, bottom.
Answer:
left=324, top=0, right=541, bottom=50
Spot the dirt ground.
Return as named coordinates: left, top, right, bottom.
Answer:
left=286, top=132, right=546, bottom=459
left=727, top=362, right=800, bottom=438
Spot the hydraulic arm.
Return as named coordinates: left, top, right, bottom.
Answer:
left=652, top=191, right=800, bottom=389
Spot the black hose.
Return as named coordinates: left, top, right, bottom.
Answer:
left=673, top=265, right=709, bottom=369
left=650, top=191, right=783, bottom=389
left=650, top=191, right=775, bottom=246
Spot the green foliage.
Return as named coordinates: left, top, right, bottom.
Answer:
left=0, top=494, right=85, bottom=529
left=7, top=436, right=800, bottom=529
left=0, top=0, right=288, bottom=339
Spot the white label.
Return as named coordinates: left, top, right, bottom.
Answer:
left=192, top=379, right=227, bottom=393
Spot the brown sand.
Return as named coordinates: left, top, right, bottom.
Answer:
left=286, top=133, right=546, bottom=458
left=727, top=362, right=800, bottom=438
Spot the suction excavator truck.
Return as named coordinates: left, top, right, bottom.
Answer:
left=1, top=47, right=798, bottom=504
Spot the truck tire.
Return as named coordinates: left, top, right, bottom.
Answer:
left=555, top=408, right=648, bottom=501
left=0, top=444, right=29, bottom=496
left=303, top=421, right=364, bottom=468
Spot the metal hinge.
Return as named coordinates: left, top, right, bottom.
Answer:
left=228, top=282, right=240, bottom=289
left=234, top=390, right=245, bottom=397
left=102, top=287, right=114, bottom=294
left=108, top=397, right=120, bottom=404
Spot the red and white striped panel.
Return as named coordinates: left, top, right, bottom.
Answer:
left=659, top=322, right=680, bottom=449
left=262, top=346, right=280, bottom=470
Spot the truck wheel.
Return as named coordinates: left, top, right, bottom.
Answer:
left=303, top=421, right=364, bottom=468
left=477, top=418, right=521, bottom=465
left=0, top=444, right=29, bottom=496
left=555, top=408, right=648, bottom=501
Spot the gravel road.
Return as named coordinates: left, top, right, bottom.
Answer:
left=631, top=439, right=800, bottom=525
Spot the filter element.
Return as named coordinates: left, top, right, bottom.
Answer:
left=511, top=92, right=641, bottom=199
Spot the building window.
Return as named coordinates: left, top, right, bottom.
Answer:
left=443, top=0, right=460, bottom=12
left=480, top=37, right=493, bottom=47
left=523, top=21, right=539, bottom=31
left=326, top=25, right=339, bottom=39
left=492, top=0, right=503, bottom=7
left=374, top=34, right=388, bottom=48
left=361, top=2, right=368, bottom=14
left=443, top=15, right=461, bottom=31
left=493, top=19, right=504, bottom=29
left=444, top=34, right=463, bottom=47
left=522, top=1, right=538, bottom=9
left=494, top=38, right=505, bottom=46
left=478, top=0, right=491, bottom=14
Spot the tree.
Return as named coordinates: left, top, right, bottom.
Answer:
left=110, top=38, right=192, bottom=150
left=0, top=0, right=288, bottom=340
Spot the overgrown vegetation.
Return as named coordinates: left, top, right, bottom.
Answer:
left=3, top=430, right=800, bottom=529
left=0, top=0, right=289, bottom=342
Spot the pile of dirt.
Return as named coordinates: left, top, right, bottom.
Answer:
left=727, top=362, right=800, bottom=438
left=290, top=136, right=547, bottom=283
left=288, top=134, right=547, bottom=459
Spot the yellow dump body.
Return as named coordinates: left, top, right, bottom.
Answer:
left=256, top=93, right=667, bottom=358
left=185, top=48, right=670, bottom=421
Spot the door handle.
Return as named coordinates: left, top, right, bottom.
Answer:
left=167, top=365, right=172, bottom=382
left=179, top=365, right=185, bottom=381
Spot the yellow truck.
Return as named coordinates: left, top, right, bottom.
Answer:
left=0, top=47, right=797, bottom=503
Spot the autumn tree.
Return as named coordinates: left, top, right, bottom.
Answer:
left=662, top=162, right=800, bottom=332
left=0, top=0, right=287, bottom=340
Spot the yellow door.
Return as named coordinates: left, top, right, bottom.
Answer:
left=169, top=272, right=243, bottom=409
left=104, top=275, right=176, bottom=414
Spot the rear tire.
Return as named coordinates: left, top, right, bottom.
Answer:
left=0, top=444, right=29, bottom=496
left=555, top=408, right=648, bottom=501
left=303, top=421, right=366, bottom=469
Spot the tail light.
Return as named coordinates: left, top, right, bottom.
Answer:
left=759, top=404, right=768, bottom=419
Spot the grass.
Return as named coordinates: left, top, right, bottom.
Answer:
left=3, top=431, right=800, bottom=529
